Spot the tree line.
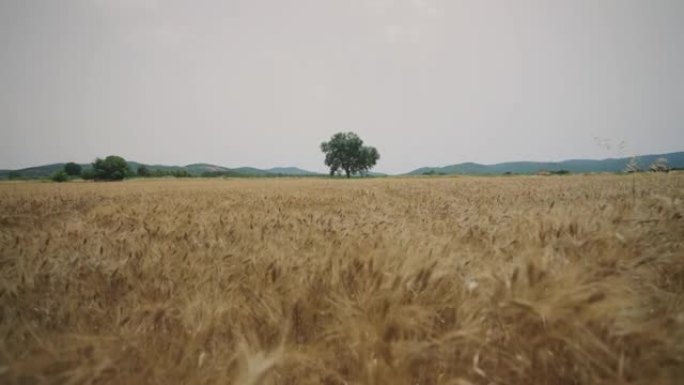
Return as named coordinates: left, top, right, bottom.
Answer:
left=48, top=156, right=194, bottom=182
left=12, top=131, right=382, bottom=182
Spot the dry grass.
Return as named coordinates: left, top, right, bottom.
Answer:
left=0, top=174, right=683, bottom=385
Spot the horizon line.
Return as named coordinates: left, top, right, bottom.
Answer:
left=1, top=150, right=682, bottom=176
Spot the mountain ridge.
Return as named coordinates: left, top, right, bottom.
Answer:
left=2, top=151, right=683, bottom=179
left=0, top=162, right=323, bottom=179
left=407, top=152, right=684, bottom=175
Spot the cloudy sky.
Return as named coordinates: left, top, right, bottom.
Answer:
left=1, top=0, right=683, bottom=174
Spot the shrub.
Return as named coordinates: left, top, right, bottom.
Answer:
left=81, top=169, right=95, bottom=180
left=51, top=170, right=68, bottom=182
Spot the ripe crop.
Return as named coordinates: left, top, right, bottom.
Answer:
left=1, top=175, right=683, bottom=384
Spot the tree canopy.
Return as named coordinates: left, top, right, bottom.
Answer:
left=320, top=132, right=380, bottom=178
left=64, top=162, right=82, bottom=176
left=51, top=170, right=68, bottom=182
left=92, top=156, right=129, bottom=181
left=137, top=165, right=151, bottom=177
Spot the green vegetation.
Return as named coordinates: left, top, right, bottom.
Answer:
left=200, top=170, right=241, bottom=178
left=64, top=162, right=82, bottom=176
left=51, top=170, right=69, bottom=182
left=2, top=151, right=683, bottom=181
left=93, top=155, right=130, bottom=181
left=408, top=152, right=684, bottom=175
left=320, top=132, right=380, bottom=177
left=421, top=170, right=446, bottom=176
left=137, top=165, right=151, bottom=177
left=82, top=169, right=95, bottom=180
left=172, top=169, right=190, bottom=178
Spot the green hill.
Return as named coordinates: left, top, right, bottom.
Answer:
left=0, top=163, right=68, bottom=179
left=407, top=152, right=684, bottom=175
left=0, top=161, right=321, bottom=179
left=3, top=152, right=682, bottom=180
left=266, top=167, right=321, bottom=176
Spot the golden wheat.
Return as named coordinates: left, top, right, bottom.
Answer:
left=0, top=174, right=683, bottom=384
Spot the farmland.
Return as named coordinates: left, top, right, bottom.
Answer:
left=0, top=175, right=683, bottom=384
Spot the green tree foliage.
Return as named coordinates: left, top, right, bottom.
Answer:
left=423, top=170, right=446, bottom=176
left=152, top=169, right=171, bottom=177
left=51, top=170, right=68, bottom=182
left=81, top=169, right=95, bottom=180
left=137, top=165, right=151, bottom=177
left=172, top=169, right=190, bottom=178
left=92, top=156, right=129, bottom=181
left=64, top=162, right=82, bottom=176
left=320, top=132, right=380, bottom=178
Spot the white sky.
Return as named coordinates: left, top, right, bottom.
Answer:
left=1, top=0, right=683, bottom=174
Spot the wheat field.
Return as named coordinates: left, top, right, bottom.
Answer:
left=0, top=175, right=683, bottom=385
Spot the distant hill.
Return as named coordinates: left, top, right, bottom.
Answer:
left=0, top=163, right=68, bottom=180
left=230, top=167, right=273, bottom=176
left=0, top=161, right=321, bottom=179
left=3, top=152, right=682, bottom=180
left=407, top=152, right=684, bottom=175
left=266, top=167, right=321, bottom=176
left=367, top=171, right=388, bottom=177
left=180, top=163, right=232, bottom=174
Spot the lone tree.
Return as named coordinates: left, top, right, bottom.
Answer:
left=64, top=162, right=82, bottom=176
left=92, top=155, right=130, bottom=181
left=320, top=132, right=380, bottom=178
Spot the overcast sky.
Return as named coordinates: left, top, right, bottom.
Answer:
left=1, top=0, right=683, bottom=174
